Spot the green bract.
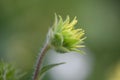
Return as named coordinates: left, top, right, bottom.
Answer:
left=47, top=14, right=86, bottom=53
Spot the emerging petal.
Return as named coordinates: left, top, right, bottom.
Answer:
left=48, top=14, right=86, bottom=53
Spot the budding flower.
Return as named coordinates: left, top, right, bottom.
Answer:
left=47, top=14, right=86, bottom=53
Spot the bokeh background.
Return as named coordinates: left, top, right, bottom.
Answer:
left=0, top=0, right=120, bottom=80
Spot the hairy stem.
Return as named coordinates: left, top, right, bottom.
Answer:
left=33, top=43, right=50, bottom=80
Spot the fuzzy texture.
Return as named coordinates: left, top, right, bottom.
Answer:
left=47, top=14, right=86, bottom=53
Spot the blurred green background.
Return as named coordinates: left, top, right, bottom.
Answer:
left=0, top=0, right=120, bottom=80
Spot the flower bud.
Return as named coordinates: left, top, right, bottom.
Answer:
left=47, top=14, right=86, bottom=53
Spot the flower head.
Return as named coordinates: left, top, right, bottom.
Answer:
left=47, top=14, right=86, bottom=53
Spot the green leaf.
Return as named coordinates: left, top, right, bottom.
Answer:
left=39, top=62, right=65, bottom=77
left=0, top=61, right=25, bottom=80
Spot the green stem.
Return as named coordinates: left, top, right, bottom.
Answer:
left=33, top=43, right=50, bottom=80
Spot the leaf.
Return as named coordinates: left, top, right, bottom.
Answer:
left=39, top=62, right=65, bottom=77
left=0, top=61, right=25, bottom=80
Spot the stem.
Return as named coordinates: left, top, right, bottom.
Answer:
left=33, top=43, right=50, bottom=80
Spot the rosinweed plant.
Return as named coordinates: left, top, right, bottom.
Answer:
left=33, top=14, right=86, bottom=80
left=0, top=14, right=86, bottom=80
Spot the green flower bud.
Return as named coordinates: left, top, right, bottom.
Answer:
left=47, top=14, right=86, bottom=53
